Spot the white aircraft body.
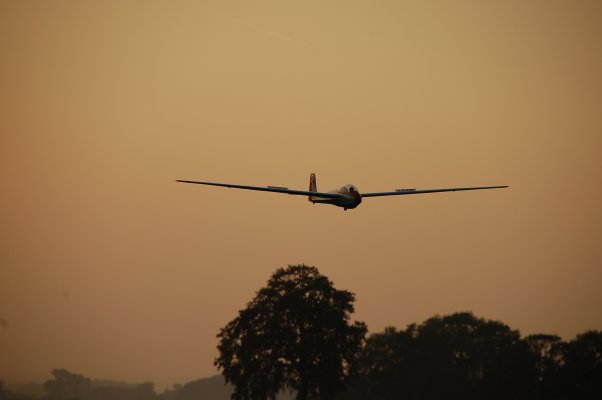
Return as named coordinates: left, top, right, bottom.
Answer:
left=176, top=173, right=508, bottom=211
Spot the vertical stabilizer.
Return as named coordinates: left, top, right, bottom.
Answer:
left=308, top=173, right=317, bottom=202
left=309, top=173, right=317, bottom=192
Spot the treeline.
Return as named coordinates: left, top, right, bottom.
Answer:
left=1, top=312, right=600, bottom=400
left=1, top=370, right=156, bottom=400
left=0, top=372, right=240, bottom=400
left=339, top=312, right=602, bottom=400
left=214, top=266, right=602, bottom=400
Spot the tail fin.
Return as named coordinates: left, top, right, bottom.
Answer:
left=308, top=173, right=317, bottom=203
left=309, top=173, right=317, bottom=192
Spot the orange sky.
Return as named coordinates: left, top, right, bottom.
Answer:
left=1, top=0, right=601, bottom=390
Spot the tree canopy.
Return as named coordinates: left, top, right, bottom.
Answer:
left=341, top=312, right=532, bottom=400
left=215, top=265, right=367, bottom=400
left=339, top=313, right=602, bottom=400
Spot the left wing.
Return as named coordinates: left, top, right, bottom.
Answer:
left=361, top=185, right=508, bottom=197
left=175, top=180, right=344, bottom=199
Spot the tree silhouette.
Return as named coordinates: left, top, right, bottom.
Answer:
left=524, top=333, right=565, bottom=397
left=341, top=312, right=534, bottom=400
left=215, top=265, right=366, bottom=400
left=554, top=330, right=602, bottom=398
left=44, top=368, right=91, bottom=400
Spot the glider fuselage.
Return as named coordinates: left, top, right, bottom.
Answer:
left=309, top=184, right=362, bottom=210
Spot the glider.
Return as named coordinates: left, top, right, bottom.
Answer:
left=176, top=174, right=508, bottom=211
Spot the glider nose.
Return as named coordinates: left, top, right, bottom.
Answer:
left=351, top=189, right=362, bottom=207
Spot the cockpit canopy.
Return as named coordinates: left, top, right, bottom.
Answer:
left=338, top=184, right=358, bottom=194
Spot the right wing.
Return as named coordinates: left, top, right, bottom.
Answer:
left=361, top=185, right=508, bottom=197
left=175, top=180, right=344, bottom=199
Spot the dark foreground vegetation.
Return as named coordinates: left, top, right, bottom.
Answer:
left=215, top=265, right=601, bottom=400
left=2, top=323, right=600, bottom=400
left=339, top=313, right=602, bottom=400
left=2, top=265, right=601, bottom=400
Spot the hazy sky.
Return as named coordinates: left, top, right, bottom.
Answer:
left=1, top=0, right=601, bottom=390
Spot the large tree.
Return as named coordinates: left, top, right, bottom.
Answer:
left=215, top=265, right=366, bottom=400
left=342, top=312, right=535, bottom=400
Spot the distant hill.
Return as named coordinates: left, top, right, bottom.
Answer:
left=168, top=375, right=293, bottom=400
left=4, top=382, right=45, bottom=398
left=2, top=375, right=294, bottom=400
left=168, top=375, right=232, bottom=400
